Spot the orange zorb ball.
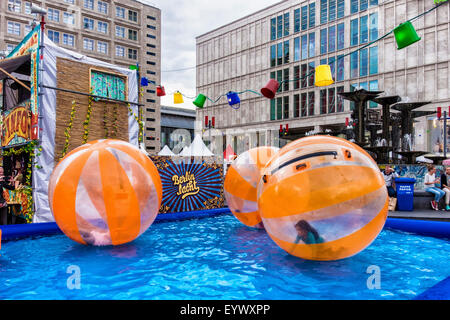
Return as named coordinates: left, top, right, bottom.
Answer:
left=257, top=136, right=388, bottom=261
left=224, top=146, right=279, bottom=229
left=48, top=139, right=162, bottom=246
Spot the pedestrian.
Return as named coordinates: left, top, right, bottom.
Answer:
left=0, top=166, right=16, bottom=225
left=440, top=166, right=450, bottom=211
left=381, top=165, right=399, bottom=197
left=424, top=165, right=445, bottom=211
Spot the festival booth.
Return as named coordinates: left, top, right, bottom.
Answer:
left=151, top=134, right=225, bottom=214
left=0, top=26, right=140, bottom=224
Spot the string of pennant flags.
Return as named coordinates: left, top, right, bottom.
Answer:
left=135, top=2, right=446, bottom=110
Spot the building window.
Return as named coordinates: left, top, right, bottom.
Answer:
left=116, top=45, right=125, bottom=57
left=337, top=23, right=345, bottom=50
left=294, top=9, right=300, bottom=33
left=147, top=51, right=156, bottom=56
left=276, top=97, right=282, bottom=120
left=320, top=29, right=327, bottom=54
left=301, top=6, right=308, bottom=31
left=116, top=6, right=125, bottom=18
left=277, top=70, right=282, bottom=89
left=147, top=61, right=156, bottom=65
left=24, top=24, right=32, bottom=34
left=301, top=93, right=308, bottom=117
left=293, top=66, right=300, bottom=90
left=337, top=86, right=344, bottom=112
left=8, top=0, right=21, bottom=13
left=320, top=0, right=328, bottom=24
left=116, top=26, right=125, bottom=38
left=369, top=13, right=378, bottom=41
left=128, top=29, right=138, bottom=41
left=309, top=32, right=315, bottom=58
left=337, top=0, right=345, bottom=19
left=48, top=8, right=60, bottom=22
left=283, top=68, right=289, bottom=91
left=329, top=0, right=336, bottom=22
left=284, top=41, right=290, bottom=64
left=147, top=34, right=156, bottom=39
left=294, top=94, right=300, bottom=118
left=350, top=51, right=358, bottom=78
left=309, top=3, right=316, bottom=28
left=270, top=99, right=276, bottom=121
left=64, top=12, right=75, bottom=25
left=350, top=18, right=358, bottom=46
left=360, top=15, right=368, bottom=44
left=64, top=0, right=75, bottom=4
left=98, top=21, right=108, bottom=34
left=277, top=15, right=283, bottom=39
left=360, top=0, right=368, bottom=12
left=301, top=64, right=308, bottom=88
left=337, top=54, right=345, bottom=81
left=329, top=57, right=336, bottom=80
left=359, top=48, right=368, bottom=77
left=369, top=46, right=378, bottom=75
left=328, top=25, right=336, bottom=53
left=63, top=34, right=75, bottom=47
left=308, top=62, right=315, bottom=87
left=370, top=0, right=378, bottom=6
left=320, top=89, right=327, bottom=114
left=147, top=15, right=156, bottom=20
left=294, top=38, right=300, bottom=61
left=270, top=45, right=276, bottom=67
left=128, top=48, right=137, bottom=60
left=283, top=96, right=289, bottom=119
left=369, top=80, right=378, bottom=108
left=277, top=42, right=283, bottom=65
left=48, top=30, right=60, bottom=43
left=97, top=41, right=108, bottom=54
left=351, top=0, right=358, bottom=14
left=328, top=88, right=336, bottom=113
left=84, top=18, right=94, bottom=30
left=271, top=17, right=277, bottom=39
left=98, top=1, right=108, bottom=14
left=147, top=25, right=156, bottom=30
left=7, top=22, right=21, bottom=36
left=128, top=10, right=138, bottom=22
left=308, top=92, right=315, bottom=116
left=284, top=13, right=289, bottom=36
left=24, top=2, right=32, bottom=15
left=301, top=35, right=308, bottom=60
left=83, top=38, right=94, bottom=51
left=84, top=0, right=94, bottom=10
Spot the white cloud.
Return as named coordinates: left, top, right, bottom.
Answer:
left=148, top=0, right=280, bottom=110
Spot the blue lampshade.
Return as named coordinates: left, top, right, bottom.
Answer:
left=227, top=91, right=240, bottom=106
left=140, top=77, right=149, bottom=87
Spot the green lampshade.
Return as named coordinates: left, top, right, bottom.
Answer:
left=193, top=94, right=207, bottom=108
left=129, top=65, right=138, bottom=70
left=393, top=21, right=421, bottom=50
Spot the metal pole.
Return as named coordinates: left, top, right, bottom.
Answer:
left=444, top=110, right=447, bottom=159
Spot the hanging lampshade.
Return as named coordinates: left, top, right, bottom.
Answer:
left=314, top=65, right=334, bottom=87
left=394, top=21, right=421, bottom=50
left=140, top=77, right=149, bottom=87
left=193, top=94, right=207, bottom=108
left=261, top=79, right=280, bottom=99
left=129, top=65, right=138, bottom=71
left=156, top=86, right=166, bottom=97
left=174, top=91, right=184, bottom=104
left=226, top=91, right=240, bottom=106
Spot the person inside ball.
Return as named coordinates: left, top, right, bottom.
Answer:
left=293, top=220, right=324, bottom=245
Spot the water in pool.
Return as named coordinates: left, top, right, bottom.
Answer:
left=1, top=214, right=449, bottom=299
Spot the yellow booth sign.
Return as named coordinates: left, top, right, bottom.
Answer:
left=2, top=106, right=31, bottom=147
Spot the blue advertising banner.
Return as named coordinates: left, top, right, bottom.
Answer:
left=151, top=157, right=225, bottom=213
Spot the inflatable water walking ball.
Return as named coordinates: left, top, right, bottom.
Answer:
left=224, top=146, right=279, bottom=229
left=257, top=136, right=388, bottom=261
left=48, top=139, right=162, bottom=246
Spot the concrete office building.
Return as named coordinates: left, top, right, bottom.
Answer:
left=0, top=0, right=162, bottom=153
left=196, top=0, right=450, bottom=155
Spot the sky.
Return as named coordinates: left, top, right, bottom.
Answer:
left=143, top=0, right=281, bottom=110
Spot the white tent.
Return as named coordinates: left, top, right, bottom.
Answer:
left=179, top=145, right=192, bottom=156
left=416, top=156, right=433, bottom=164
left=158, top=145, right=176, bottom=156
left=189, top=134, right=214, bottom=156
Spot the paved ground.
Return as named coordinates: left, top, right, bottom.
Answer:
left=389, top=209, right=450, bottom=222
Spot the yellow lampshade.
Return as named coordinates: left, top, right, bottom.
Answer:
left=174, top=92, right=184, bottom=104
left=314, top=65, right=334, bottom=87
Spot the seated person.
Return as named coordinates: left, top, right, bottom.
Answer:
left=440, top=166, right=450, bottom=211
left=381, top=165, right=399, bottom=197
left=424, top=165, right=445, bottom=211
